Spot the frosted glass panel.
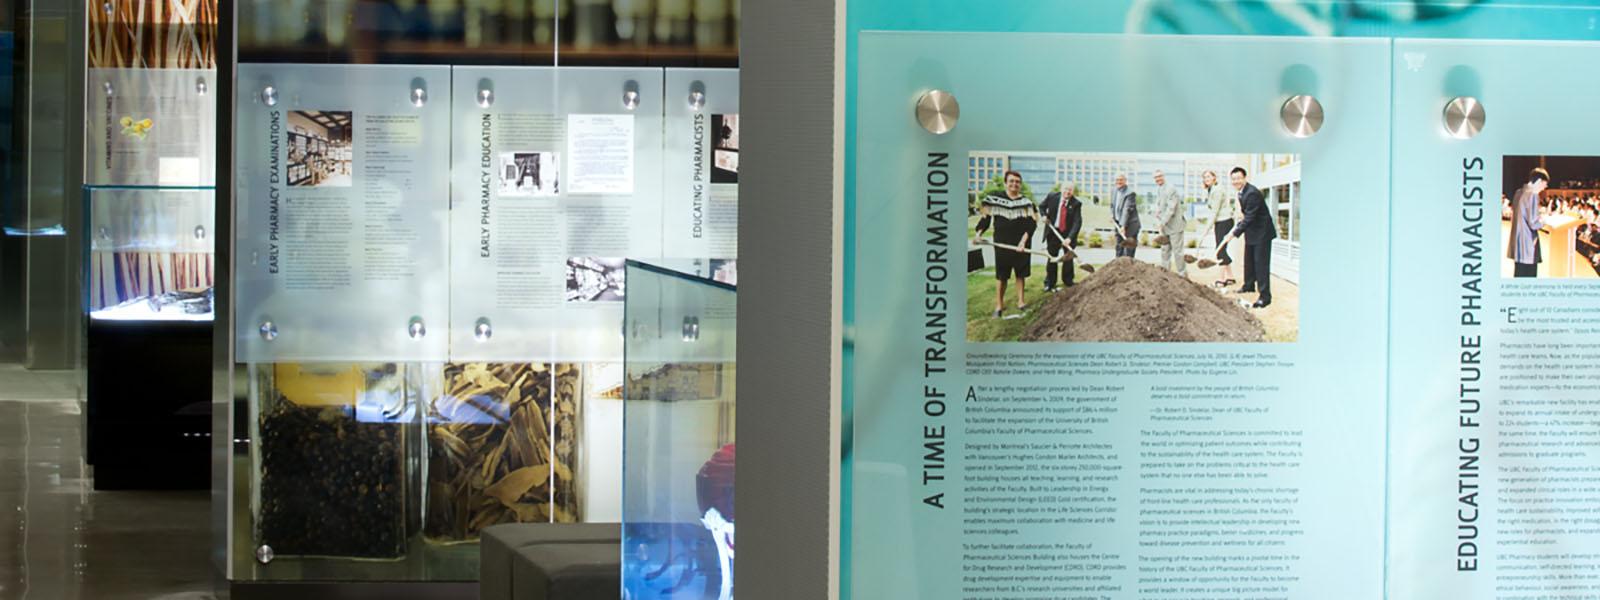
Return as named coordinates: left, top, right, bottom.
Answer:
left=85, top=68, right=217, bottom=186
left=447, top=66, right=664, bottom=363
left=235, top=64, right=451, bottom=362
left=663, top=68, right=739, bottom=261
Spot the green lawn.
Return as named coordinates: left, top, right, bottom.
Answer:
left=965, top=267, right=1094, bottom=343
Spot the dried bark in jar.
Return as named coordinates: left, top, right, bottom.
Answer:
left=426, top=363, right=556, bottom=541
left=552, top=363, right=582, bottom=523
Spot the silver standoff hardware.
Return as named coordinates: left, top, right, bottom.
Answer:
left=915, top=90, right=960, bottom=135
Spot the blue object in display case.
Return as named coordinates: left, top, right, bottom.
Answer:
left=622, top=261, right=737, bottom=600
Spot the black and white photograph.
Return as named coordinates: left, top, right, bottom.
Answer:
left=711, top=114, right=738, bottom=184
left=565, top=257, right=626, bottom=302
left=499, top=151, right=561, bottom=197
left=286, top=111, right=353, bottom=188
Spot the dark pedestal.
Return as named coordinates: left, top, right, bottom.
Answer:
left=86, top=318, right=212, bottom=490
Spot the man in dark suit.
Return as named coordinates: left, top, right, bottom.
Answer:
left=1038, top=183, right=1083, bottom=292
left=1217, top=167, right=1277, bottom=308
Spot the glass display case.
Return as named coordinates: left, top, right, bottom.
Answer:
left=82, top=185, right=215, bottom=490
left=86, top=186, right=216, bottom=321
left=622, top=261, right=736, bottom=600
left=78, top=0, right=219, bottom=490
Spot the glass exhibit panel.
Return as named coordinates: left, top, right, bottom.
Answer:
left=447, top=66, right=664, bottom=364
left=84, top=69, right=217, bottom=187
left=663, top=68, right=739, bottom=262
left=1386, top=39, right=1600, bottom=600
left=234, top=64, right=451, bottom=363
left=622, top=261, right=736, bottom=600
left=85, top=186, right=215, bottom=321
left=848, top=32, right=1391, bottom=599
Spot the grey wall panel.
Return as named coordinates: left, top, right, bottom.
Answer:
left=739, top=0, right=842, bottom=597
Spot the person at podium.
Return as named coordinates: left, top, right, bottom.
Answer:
left=1507, top=167, right=1549, bottom=278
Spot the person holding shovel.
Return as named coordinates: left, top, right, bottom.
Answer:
left=1111, top=173, right=1140, bottom=259
left=976, top=171, right=1038, bottom=317
left=1038, top=182, right=1083, bottom=292
left=1203, top=170, right=1239, bottom=288
left=1216, top=167, right=1277, bottom=309
left=1153, top=170, right=1187, bottom=275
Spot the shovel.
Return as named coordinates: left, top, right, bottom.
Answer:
left=973, top=238, right=1065, bottom=263
left=1182, top=239, right=1228, bottom=270
left=1041, top=224, right=1095, bottom=274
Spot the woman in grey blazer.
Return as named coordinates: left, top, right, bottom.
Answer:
left=1203, top=170, right=1238, bottom=287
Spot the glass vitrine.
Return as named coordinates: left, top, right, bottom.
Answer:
left=85, top=186, right=216, bottom=321
left=622, top=261, right=736, bottom=600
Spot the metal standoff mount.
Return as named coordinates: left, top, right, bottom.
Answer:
left=411, top=87, right=428, bottom=108
left=261, top=85, right=277, bottom=107
left=1444, top=96, right=1485, bottom=140
left=682, top=316, right=701, bottom=342
left=196, top=76, right=208, bottom=96
left=1279, top=95, right=1324, bottom=138
left=623, top=80, right=641, bottom=110
left=477, top=81, right=494, bottom=109
left=258, top=320, right=278, bottom=342
left=915, top=90, right=960, bottom=135
left=408, top=316, right=427, bottom=340
left=474, top=317, right=493, bottom=341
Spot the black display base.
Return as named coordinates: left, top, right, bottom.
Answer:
left=230, top=581, right=476, bottom=600
left=86, top=318, right=212, bottom=490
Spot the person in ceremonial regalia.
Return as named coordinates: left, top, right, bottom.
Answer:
left=975, top=171, right=1038, bottom=317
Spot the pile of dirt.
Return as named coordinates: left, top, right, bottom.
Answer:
left=1021, top=258, right=1265, bottom=343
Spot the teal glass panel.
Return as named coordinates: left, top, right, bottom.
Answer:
left=1387, top=39, right=1600, bottom=600
left=850, top=32, right=1391, bottom=599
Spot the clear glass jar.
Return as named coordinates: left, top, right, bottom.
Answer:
left=424, top=362, right=584, bottom=542
left=252, top=363, right=413, bottom=560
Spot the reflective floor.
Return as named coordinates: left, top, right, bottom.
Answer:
left=0, top=363, right=216, bottom=600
